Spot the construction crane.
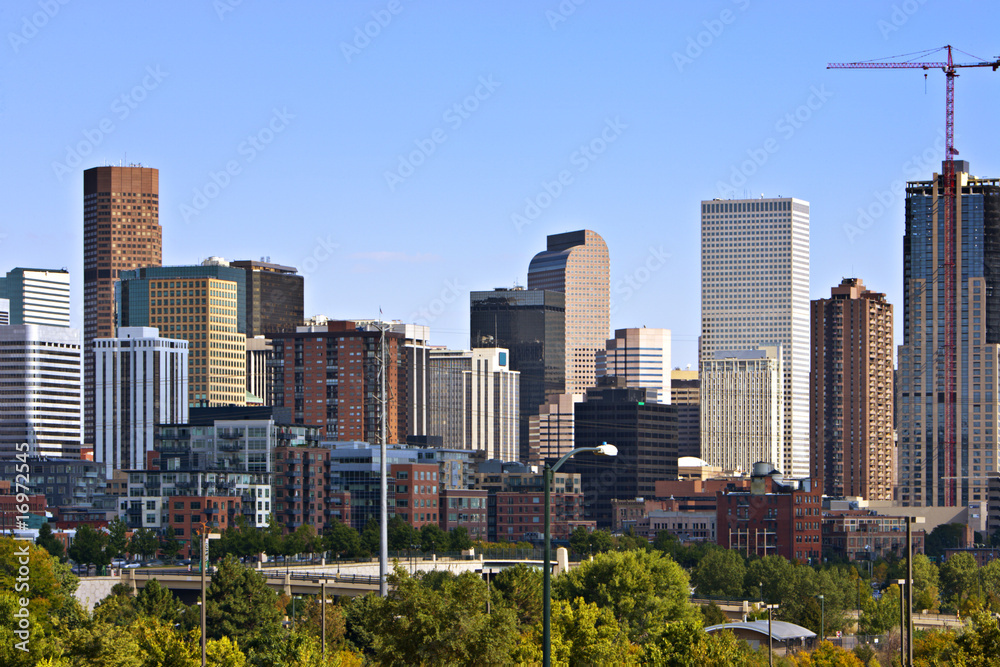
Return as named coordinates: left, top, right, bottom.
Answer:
left=828, top=45, right=1000, bottom=506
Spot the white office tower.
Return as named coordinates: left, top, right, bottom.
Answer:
left=700, top=347, right=784, bottom=474
left=597, top=328, right=671, bottom=403
left=429, top=347, right=520, bottom=461
left=700, top=198, right=810, bottom=477
left=0, top=325, right=82, bottom=458
left=0, top=268, right=71, bottom=327
left=95, top=327, right=188, bottom=479
left=0, top=299, right=8, bottom=325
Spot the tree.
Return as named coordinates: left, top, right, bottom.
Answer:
left=643, top=621, right=767, bottom=666
left=324, top=520, right=362, bottom=558
left=691, top=548, right=746, bottom=598
left=448, top=527, right=472, bottom=551
left=553, top=549, right=698, bottom=642
left=701, top=601, right=728, bottom=626
left=785, top=640, right=864, bottom=666
left=135, top=579, right=186, bottom=623
left=160, top=532, right=181, bottom=562
left=569, top=526, right=591, bottom=554
left=359, top=567, right=519, bottom=665
left=284, top=524, right=322, bottom=557
left=127, top=527, right=160, bottom=561
left=940, top=552, right=979, bottom=610
left=513, top=598, right=641, bottom=666
left=859, top=582, right=901, bottom=635
left=360, top=518, right=380, bottom=555
left=388, top=516, right=418, bottom=552
left=205, top=555, right=283, bottom=651
left=419, top=524, right=449, bottom=553
left=68, top=524, right=110, bottom=569
left=36, top=522, right=65, bottom=561
left=106, top=517, right=129, bottom=559
left=492, top=563, right=542, bottom=627
left=925, top=523, right=965, bottom=560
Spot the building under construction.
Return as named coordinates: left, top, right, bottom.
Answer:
left=897, top=161, right=1000, bottom=507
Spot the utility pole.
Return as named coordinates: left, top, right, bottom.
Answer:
left=376, top=317, right=389, bottom=597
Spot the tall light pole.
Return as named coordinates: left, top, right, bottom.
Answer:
left=816, top=594, right=824, bottom=641
left=199, top=527, right=220, bottom=667
left=543, top=442, right=617, bottom=667
left=896, top=579, right=906, bottom=667
left=766, top=603, right=779, bottom=667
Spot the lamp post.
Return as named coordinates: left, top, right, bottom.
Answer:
left=543, top=442, right=617, bottom=667
left=816, top=594, right=824, bottom=642
left=766, top=603, right=779, bottom=667
left=198, top=527, right=221, bottom=667
left=896, top=579, right=906, bottom=667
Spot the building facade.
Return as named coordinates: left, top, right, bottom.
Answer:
left=528, top=392, right=583, bottom=463
left=701, top=198, right=810, bottom=477
left=527, top=230, right=610, bottom=395
left=83, top=166, right=162, bottom=450
left=597, top=328, right=671, bottom=403
left=810, top=278, right=894, bottom=500
left=671, top=369, right=701, bottom=459
left=94, top=327, right=189, bottom=479
left=0, top=325, right=82, bottom=458
left=230, top=260, right=304, bottom=337
left=700, top=347, right=783, bottom=475
left=117, top=259, right=247, bottom=407
left=897, top=161, right=1000, bottom=507
left=0, top=268, right=71, bottom=327
left=470, top=287, right=566, bottom=463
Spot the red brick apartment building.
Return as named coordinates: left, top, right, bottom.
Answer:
left=439, top=489, right=488, bottom=541
left=393, top=463, right=440, bottom=528
left=717, top=473, right=823, bottom=563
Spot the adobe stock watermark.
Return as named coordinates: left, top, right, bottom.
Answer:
left=546, top=0, right=585, bottom=30
left=180, top=107, right=294, bottom=223
left=511, top=117, right=627, bottom=233
left=878, top=0, right=928, bottom=39
left=214, top=0, right=243, bottom=21
left=672, top=0, right=750, bottom=73
left=341, top=0, right=404, bottom=63
left=409, top=279, right=465, bottom=325
left=8, top=0, right=71, bottom=54
left=51, top=66, right=168, bottom=182
left=384, top=75, right=501, bottom=192
left=715, top=85, right=833, bottom=198
left=843, top=129, right=948, bottom=244
left=298, top=235, right=340, bottom=276
left=609, top=245, right=670, bottom=315
left=13, top=442, right=32, bottom=652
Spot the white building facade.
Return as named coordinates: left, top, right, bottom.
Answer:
left=597, top=327, right=671, bottom=403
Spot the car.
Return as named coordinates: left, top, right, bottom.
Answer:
left=177, top=559, right=192, bottom=566
left=111, top=558, right=127, bottom=567
left=123, top=562, right=141, bottom=569
left=143, top=560, right=165, bottom=567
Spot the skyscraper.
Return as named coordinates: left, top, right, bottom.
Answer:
left=810, top=278, right=894, bottom=500
left=670, top=369, right=701, bottom=459
left=527, top=230, right=610, bottom=395
left=700, top=198, right=810, bottom=477
left=596, top=327, right=671, bottom=403
left=229, top=260, right=304, bottom=337
left=117, top=258, right=247, bottom=407
left=0, top=325, right=82, bottom=458
left=83, top=166, right=162, bottom=448
left=0, top=268, right=71, bottom=327
left=898, top=161, right=1000, bottom=507
left=470, top=287, right=565, bottom=463
left=94, top=327, right=189, bottom=479
left=700, top=347, right=783, bottom=474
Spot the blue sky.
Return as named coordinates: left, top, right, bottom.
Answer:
left=3, top=1, right=1000, bottom=367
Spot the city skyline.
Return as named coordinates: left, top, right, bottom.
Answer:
left=5, top=4, right=1000, bottom=367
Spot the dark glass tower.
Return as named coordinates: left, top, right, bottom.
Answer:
left=470, top=287, right=565, bottom=463
left=229, top=260, right=304, bottom=337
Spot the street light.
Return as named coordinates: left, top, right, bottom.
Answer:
left=816, top=594, right=824, bottom=642
left=543, top=442, right=617, bottom=667
left=765, top=603, right=779, bottom=667
left=199, top=528, right=221, bottom=667
left=896, top=579, right=906, bottom=667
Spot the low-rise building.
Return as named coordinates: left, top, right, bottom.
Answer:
left=822, top=510, right=926, bottom=561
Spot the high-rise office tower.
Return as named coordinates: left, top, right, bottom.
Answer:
left=246, top=336, right=277, bottom=405
left=810, top=278, right=894, bottom=500
left=0, top=268, right=71, bottom=327
left=700, top=347, right=784, bottom=474
left=229, top=260, right=304, bottom=337
left=528, top=392, right=583, bottom=462
left=596, top=328, right=671, bottom=403
left=117, top=258, right=247, bottom=407
left=94, top=327, right=189, bottom=479
left=527, top=230, right=610, bottom=395
left=898, top=161, right=1000, bottom=507
left=428, top=347, right=519, bottom=460
left=0, top=325, right=82, bottom=458
left=700, top=198, right=810, bottom=477
left=670, top=369, right=701, bottom=459
left=470, top=287, right=565, bottom=463
left=0, top=300, right=8, bottom=325
left=83, top=166, right=162, bottom=448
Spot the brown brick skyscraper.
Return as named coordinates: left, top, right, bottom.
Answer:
left=810, top=278, right=893, bottom=500
left=83, top=166, right=162, bottom=448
